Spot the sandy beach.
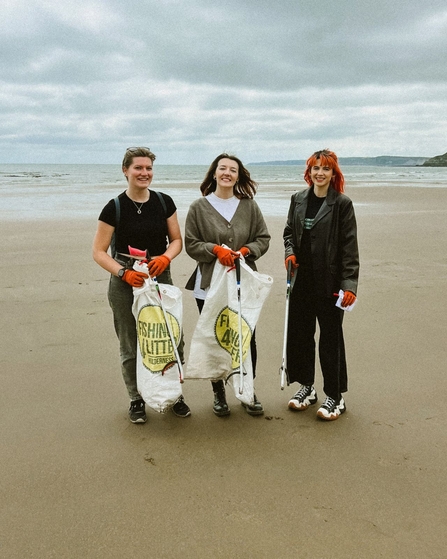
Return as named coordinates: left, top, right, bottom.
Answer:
left=1, top=185, right=447, bottom=558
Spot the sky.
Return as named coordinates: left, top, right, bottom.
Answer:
left=1, top=0, right=446, bottom=164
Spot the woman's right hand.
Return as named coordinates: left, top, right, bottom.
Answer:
left=285, top=254, right=298, bottom=269
left=122, top=270, right=148, bottom=287
left=213, top=245, right=239, bottom=267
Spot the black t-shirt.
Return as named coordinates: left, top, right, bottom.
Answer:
left=298, top=187, right=326, bottom=267
left=98, top=190, right=176, bottom=257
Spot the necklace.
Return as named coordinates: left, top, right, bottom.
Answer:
left=132, top=200, right=144, bottom=214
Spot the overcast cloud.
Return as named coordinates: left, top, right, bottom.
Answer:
left=1, top=0, right=446, bottom=163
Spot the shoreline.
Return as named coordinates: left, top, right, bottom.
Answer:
left=2, top=184, right=447, bottom=223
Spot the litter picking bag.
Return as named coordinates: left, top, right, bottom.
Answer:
left=185, top=259, right=273, bottom=406
left=131, top=261, right=183, bottom=413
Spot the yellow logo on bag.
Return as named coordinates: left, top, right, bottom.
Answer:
left=215, top=307, right=251, bottom=368
left=137, top=305, right=180, bottom=373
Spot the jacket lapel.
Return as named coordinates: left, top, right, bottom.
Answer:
left=311, top=187, right=336, bottom=228
left=295, top=189, right=309, bottom=227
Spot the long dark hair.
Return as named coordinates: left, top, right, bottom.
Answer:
left=200, top=153, right=257, bottom=199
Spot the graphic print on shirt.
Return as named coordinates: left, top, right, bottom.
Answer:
left=303, top=217, right=315, bottom=230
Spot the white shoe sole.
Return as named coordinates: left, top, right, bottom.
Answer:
left=316, top=401, right=346, bottom=421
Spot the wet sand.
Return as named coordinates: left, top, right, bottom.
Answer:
left=1, top=186, right=447, bottom=558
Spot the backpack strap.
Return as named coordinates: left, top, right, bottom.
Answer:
left=154, top=190, right=167, bottom=217
left=110, top=196, right=120, bottom=259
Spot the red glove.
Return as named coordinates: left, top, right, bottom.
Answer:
left=122, top=270, right=148, bottom=287
left=285, top=254, right=298, bottom=276
left=147, top=255, right=171, bottom=277
left=285, top=255, right=298, bottom=269
left=238, top=247, right=250, bottom=257
left=341, top=290, right=356, bottom=308
left=213, top=245, right=238, bottom=266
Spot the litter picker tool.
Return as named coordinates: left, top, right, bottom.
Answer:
left=152, top=275, right=184, bottom=383
left=117, top=252, right=147, bottom=261
left=279, top=260, right=292, bottom=390
left=235, top=258, right=244, bottom=394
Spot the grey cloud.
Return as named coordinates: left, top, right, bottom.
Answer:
left=4, top=0, right=446, bottom=89
left=0, top=0, right=446, bottom=163
left=104, top=0, right=447, bottom=89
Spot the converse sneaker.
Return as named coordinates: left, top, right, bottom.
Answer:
left=288, top=384, right=318, bottom=411
left=316, top=396, right=346, bottom=421
left=129, top=398, right=147, bottom=423
left=172, top=396, right=191, bottom=417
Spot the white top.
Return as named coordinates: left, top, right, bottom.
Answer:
left=193, top=193, right=240, bottom=300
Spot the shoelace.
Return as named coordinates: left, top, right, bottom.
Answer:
left=321, top=397, right=336, bottom=410
left=295, top=385, right=312, bottom=399
left=131, top=400, right=144, bottom=411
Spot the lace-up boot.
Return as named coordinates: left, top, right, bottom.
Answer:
left=241, top=394, right=264, bottom=416
left=213, top=382, right=230, bottom=416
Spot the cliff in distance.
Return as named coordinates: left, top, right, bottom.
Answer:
left=250, top=155, right=429, bottom=166
left=422, top=152, right=447, bottom=167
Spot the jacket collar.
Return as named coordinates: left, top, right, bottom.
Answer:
left=295, top=186, right=338, bottom=227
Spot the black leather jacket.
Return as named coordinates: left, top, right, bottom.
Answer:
left=283, top=186, right=359, bottom=297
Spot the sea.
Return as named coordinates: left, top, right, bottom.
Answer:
left=1, top=164, right=447, bottom=222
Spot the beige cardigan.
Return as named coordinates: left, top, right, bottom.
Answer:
left=185, top=197, right=270, bottom=290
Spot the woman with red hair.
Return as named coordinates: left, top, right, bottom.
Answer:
left=283, top=149, right=359, bottom=421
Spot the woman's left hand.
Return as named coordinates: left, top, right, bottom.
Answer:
left=341, top=290, right=356, bottom=307
left=237, top=247, right=250, bottom=257
left=148, top=255, right=171, bottom=277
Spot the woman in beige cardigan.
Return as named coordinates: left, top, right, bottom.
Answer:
left=185, top=153, right=270, bottom=417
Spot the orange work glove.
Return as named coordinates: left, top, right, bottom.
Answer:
left=238, top=247, right=250, bottom=257
left=341, top=290, right=356, bottom=308
left=285, top=254, right=298, bottom=276
left=147, top=255, right=171, bottom=277
left=122, top=270, right=148, bottom=287
left=213, top=245, right=238, bottom=267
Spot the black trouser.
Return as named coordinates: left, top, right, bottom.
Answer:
left=195, top=298, right=257, bottom=392
left=286, top=267, right=347, bottom=400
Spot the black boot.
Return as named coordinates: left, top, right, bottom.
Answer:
left=212, top=380, right=230, bottom=416
left=241, top=393, right=264, bottom=416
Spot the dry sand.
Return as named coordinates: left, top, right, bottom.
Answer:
left=1, top=186, right=447, bottom=558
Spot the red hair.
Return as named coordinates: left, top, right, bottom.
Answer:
left=304, top=149, right=345, bottom=193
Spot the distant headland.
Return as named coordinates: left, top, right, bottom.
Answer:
left=249, top=153, right=447, bottom=167
left=421, top=152, right=447, bottom=167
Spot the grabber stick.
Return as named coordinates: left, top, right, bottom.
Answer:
left=153, top=276, right=184, bottom=383
left=279, top=260, right=292, bottom=390
left=235, top=258, right=244, bottom=395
